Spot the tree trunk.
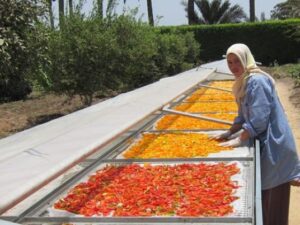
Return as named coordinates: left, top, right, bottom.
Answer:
left=249, top=0, right=255, bottom=22
left=97, top=0, right=103, bottom=19
left=188, top=0, right=196, bottom=25
left=58, top=0, right=64, bottom=28
left=69, top=0, right=73, bottom=16
left=48, top=0, right=54, bottom=29
left=147, top=0, right=154, bottom=26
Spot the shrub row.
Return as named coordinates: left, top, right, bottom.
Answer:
left=43, top=15, right=200, bottom=105
left=2, top=9, right=299, bottom=102
left=160, top=19, right=300, bottom=65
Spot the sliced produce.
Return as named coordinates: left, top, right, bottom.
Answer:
left=174, top=102, right=237, bottom=113
left=123, top=133, right=232, bottom=159
left=185, top=93, right=234, bottom=102
left=54, top=163, right=240, bottom=217
left=155, top=114, right=236, bottom=130
left=209, top=81, right=234, bottom=89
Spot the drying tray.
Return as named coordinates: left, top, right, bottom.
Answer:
left=113, top=131, right=253, bottom=159
left=44, top=160, right=254, bottom=224
left=151, top=113, right=235, bottom=131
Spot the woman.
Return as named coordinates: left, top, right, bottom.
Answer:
left=213, top=43, right=300, bottom=225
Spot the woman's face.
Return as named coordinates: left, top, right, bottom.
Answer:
left=227, top=53, right=245, bottom=78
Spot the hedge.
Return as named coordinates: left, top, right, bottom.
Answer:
left=159, top=19, right=300, bottom=65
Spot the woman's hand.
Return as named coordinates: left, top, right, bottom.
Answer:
left=209, top=130, right=231, bottom=140
left=217, top=129, right=250, bottom=148
left=218, top=136, right=242, bottom=147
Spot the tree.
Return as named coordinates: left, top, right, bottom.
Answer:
left=147, top=0, right=154, bottom=26
left=47, top=0, right=55, bottom=29
left=58, top=0, right=64, bottom=27
left=249, top=0, right=255, bottom=22
left=69, top=0, right=73, bottom=16
left=97, top=0, right=103, bottom=19
left=184, top=0, right=246, bottom=24
left=260, top=12, right=266, bottom=21
left=271, top=0, right=300, bottom=19
left=94, top=0, right=123, bottom=19
left=0, top=0, right=47, bottom=101
left=187, top=0, right=197, bottom=25
left=123, top=0, right=154, bottom=26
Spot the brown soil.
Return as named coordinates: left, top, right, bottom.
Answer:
left=0, top=93, right=107, bottom=138
left=275, top=78, right=300, bottom=225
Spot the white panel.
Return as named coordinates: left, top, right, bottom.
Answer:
left=0, top=67, right=214, bottom=213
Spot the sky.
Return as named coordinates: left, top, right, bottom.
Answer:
left=54, top=0, right=286, bottom=26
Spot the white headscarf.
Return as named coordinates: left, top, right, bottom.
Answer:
left=226, top=43, right=275, bottom=104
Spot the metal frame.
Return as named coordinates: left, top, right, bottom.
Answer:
left=9, top=114, right=163, bottom=223
left=162, top=105, right=233, bottom=125
left=197, top=84, right=232, bottom=93
left=254, top=140, right=263, bottom=225
left=183, top=100, right=235, bottom=103
left=21, top=216, right=253, bottom=224
left=166, top=99, right=238, bottom=115
left=0, top=76, right=263, bottom=225
left=17, top=159, right=255, bottom=224
left=112, top=133, right=255, bottom=161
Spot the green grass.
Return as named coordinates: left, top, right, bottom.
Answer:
left=268, top=63, right=300, bottom=86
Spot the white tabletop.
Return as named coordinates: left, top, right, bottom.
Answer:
left=0, top=67, right=215, bottom=214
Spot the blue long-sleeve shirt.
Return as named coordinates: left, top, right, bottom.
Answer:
left=234, top=74, right=300, bottom=190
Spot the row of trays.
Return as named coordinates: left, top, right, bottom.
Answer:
left=46, top=80, right=255, bottom=222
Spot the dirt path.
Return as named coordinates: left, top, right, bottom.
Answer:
left=276, top=78, right=300, bottom=225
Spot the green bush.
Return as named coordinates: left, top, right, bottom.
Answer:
left=0, top=0, right=46, bottom=102
left=44, top=14, right=200, bottom=105
left=155, top=32, right=200, bottom=76
left=288, top=64, right=300, bottom=86
left=45, top=16, right=115, bottom=105
left=104, top=15, right=160, bottom=91
left=160, top=19, right=300, bottom=65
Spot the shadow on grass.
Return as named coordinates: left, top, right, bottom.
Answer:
left=27, top=113, right=64, bottom=126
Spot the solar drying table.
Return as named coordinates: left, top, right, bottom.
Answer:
left=0, top=60, right=263, bottom=225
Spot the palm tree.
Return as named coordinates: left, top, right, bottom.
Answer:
left=249, top=0, right=255, bottom=22
left=106, top=0, right=116, bottom=16
left=187, top=0, right=197, bottom=24
left=123, top=0, right=154, bottom=26
left=96, top=0, right=120, bottom=19
left=271, top=0, right=300, bottom=19
left=69, top=0, right=73, bottom=16
left=58, top=0, right=64, bottom=27
left=97, top=0, right=103, bottom=19
left=47, top=0, right=55, bottom=29
left=288, top=0, right=300, bottom=17
left=187, top=0, right=246, bottom=24
left=147, top=0, right=154, bottom=26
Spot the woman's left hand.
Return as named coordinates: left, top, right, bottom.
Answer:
left=218, top=137, right=242, bottom=147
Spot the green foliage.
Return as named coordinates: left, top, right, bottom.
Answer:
left=0, top=0, right=46, bottom=102
left=0, top=2, right=199, bottom=104
left=104, top=15, right=159, bottom=91
left=183, top=0, right=246, bottom=24
left=45, top=16, right=116, bottom=105
left=271, top=63, right=300, bottom=86
left=44, top=14, right=200, bottom=105
left=271, top=0, right=300, bottom=20
left=160, top=19, right=300, bottom=65
left=288, top=64, right=300, bottom=86
left=155, top=32, right=200, bottom=76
